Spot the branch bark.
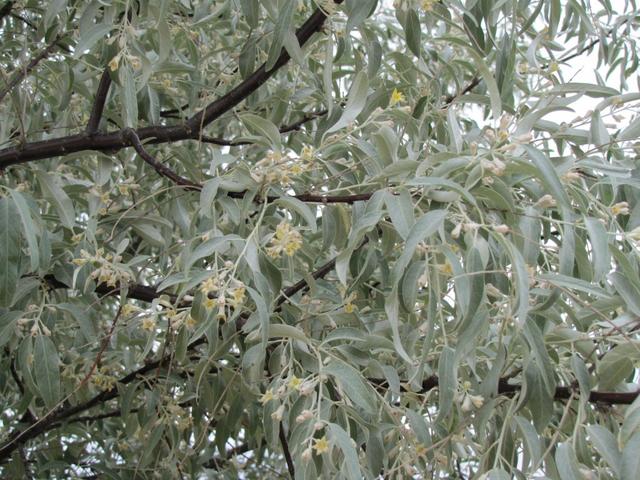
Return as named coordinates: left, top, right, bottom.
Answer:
left=86, top=70, right=112, bottom=135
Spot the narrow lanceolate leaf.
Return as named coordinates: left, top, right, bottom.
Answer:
left=120, top=65, right=138, bottom=128
left=621, top=432, right=640, bottom=480
left=618, top=115, right=640, bottom=141
left=524, top=362, right=554, bottom=433
left=524, top=145, right=571, bottom=213
left=584, top=216, right=611, bottom=282
left=324, top=359, right=376, bottom=415
left=9, top=190, right=40, bottom=271
left=33, top=334, right=61, bottom=409
left=555, top=443, right=583, bottom=480
left=265, top=0, right=295, bottom=70
left=587, top=425, right=621, bottom=476
left=328, top=423, right=363, bottom=480
left=35, top=171, right=75, bottom=229
left=0, top=198, right=21, bottom=307
left=241, top=113, right=282, bottom=149
left=436, top=346, right=457, bottom=423
left=325, top=70, right=368, bottom=136
left=466, top=48, right=502, bottom=118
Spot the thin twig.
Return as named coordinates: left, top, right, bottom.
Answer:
left=198, top=109, right=328, bottom=146
left=76, top=305, right=122, bottom=390
left=0, top=33, right=65, bottom=104
left=124, top=128, right=201, bottom=190
left=279, top=422, right=295, bottom=478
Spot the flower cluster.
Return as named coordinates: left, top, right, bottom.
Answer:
left=72, top=248, right=132, bottom=288
left=251, top=150, right=310, bottom=187
left=108, top=52, right=142, bottom=71
left=267, top=222, right=303, bottom=258
left=456, top=381, right=484, bottom=412
left=611, top=201, right=630, bottom=216
left=198, top=263, right=246, bottom=321
left=165, top=308, right=196, bottom=331
left=92, top=366, right=119, bottom=391
left=163, top=402, right=192, bottom=431
left=117, top=176, right=140, bottom=195
left=480, top=157, right=507, bottom=177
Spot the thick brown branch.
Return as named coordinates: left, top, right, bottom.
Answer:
left=371, top=376, right=640, bottom=405
left=126, top=127, right=375, bottom=203
left=0, top=33, right=65, bottom=104
left=42, top=274, right=179, bottom=306
left=86, top=70, right=112, bottom=135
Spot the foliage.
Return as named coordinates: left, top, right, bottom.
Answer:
left=1, top=0, right=640, bottom=478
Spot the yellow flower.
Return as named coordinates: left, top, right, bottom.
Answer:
left=612, top=201, right=630, bottom=216
left=129, top=56, right=141, bottom=70
left=390, top=88, right=405, bottom=106
left=122, top=304, right=139, bottom=317
left=200, top=277, right=218, bottom=294
left=421, top=0, right=436, bottom=10
left=313, top=436, right=330, bottom=455
left=141, top=317, right=156, bottom=332
left=288, top=375, right=302, bottom=391
left=301, top=145, right=314, bottom=161
left=267, top=222, right=303, bottom=258
left=108, top=55, right=120, bottom=71
left=230, top=285, right=246, bottom=307
left=203, top=297, right=216, bottom=310
left=439, top=262, right=453, bottom=276
left=343, top=292, right=357, bottom=313
left=259, top=389, right=275, bottom=404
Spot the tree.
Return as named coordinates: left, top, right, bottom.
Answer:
left=1, top=0, right=640, bottom=477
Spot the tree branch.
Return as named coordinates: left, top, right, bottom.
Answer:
left=124, top=128, right=201, bottom=190
left=0, top=33, right=66, bottom=104
left=86, top=70, right=112, bottom=135
left=41, top=273, right=180, bottom=306
left=198, top=109, right=329, bottom=146
left=279, top=422, right=295, bottom=478
left=371, top=376, right=640, bottom=405
left=0, top=2, right=342, bottom=169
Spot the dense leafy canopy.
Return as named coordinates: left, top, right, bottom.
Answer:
left=1, top=0, right=640, bottom=478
